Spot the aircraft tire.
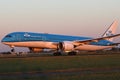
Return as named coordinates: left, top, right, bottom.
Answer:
left=68, top=51, right=77, bottom=55
left=53, top=52, right=62, bottom=56
left=11, top=48, right=15, bottom=52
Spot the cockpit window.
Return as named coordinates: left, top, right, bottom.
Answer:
left=5, top=35, right=12, bottom=38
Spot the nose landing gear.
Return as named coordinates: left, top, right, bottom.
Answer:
left=11, top=48, right=15, bottom=52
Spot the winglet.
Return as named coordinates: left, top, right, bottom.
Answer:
left=102, top=20, right=118, bottom=41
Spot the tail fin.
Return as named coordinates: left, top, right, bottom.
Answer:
left=102, top=20, right=118, bottom=41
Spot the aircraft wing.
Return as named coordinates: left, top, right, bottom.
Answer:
left=108, top=43, right=120, bottom=46
left=74, top=34, right=120, bottom=45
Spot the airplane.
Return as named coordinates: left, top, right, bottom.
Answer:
left=1, top=21, right=120, bottom=55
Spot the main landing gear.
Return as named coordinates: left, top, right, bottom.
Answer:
left=68, top=51, right=77, bottom=55
left=53, top=52, right=62, bottom=56
left=53, top=51, right=77, bottom=56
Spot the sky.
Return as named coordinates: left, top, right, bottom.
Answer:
left=0, top=0, right=120, bottom=52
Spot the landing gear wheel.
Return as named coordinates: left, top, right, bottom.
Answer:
left=11, top=48, right=15, bottom=52
left=10, top=48, right=16, bottom=54
left=68, top=51, right=77, bottom=55
left=53, top=52, right=62, bottom=56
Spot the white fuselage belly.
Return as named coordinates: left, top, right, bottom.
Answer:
left=75, top=45, right=113, bottom=51
left=2, top=42, right=57, bottom=49
left=3, top=42, right=113, bottom=51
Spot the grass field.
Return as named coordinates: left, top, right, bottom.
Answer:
left=0, top=53, right=120, bottom=80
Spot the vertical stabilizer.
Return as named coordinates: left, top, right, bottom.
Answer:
left=102, top=20, right=118, bottom=41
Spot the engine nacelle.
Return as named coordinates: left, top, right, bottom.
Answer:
left=29, top=48, right=43, bottom=53
left=58, top=41, right=74, bottom=51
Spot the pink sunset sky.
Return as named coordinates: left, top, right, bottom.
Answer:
left=0, top=0, right=120, bottom=52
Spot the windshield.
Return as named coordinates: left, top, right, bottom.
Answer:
left=5, top=35, right=12, bottom=38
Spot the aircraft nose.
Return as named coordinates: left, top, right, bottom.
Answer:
left=1, top=36, right=11, bottom=42
left=1, top=37, right=6, bottom=42
left=1, top=34, right=13, bottom=42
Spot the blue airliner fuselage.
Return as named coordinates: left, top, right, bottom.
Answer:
left=2, top=32, right=113, bottom=46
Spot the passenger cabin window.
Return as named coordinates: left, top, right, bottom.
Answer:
left=5, top=35, right=12, bottom=38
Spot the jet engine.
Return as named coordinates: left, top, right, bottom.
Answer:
left=58, top=41, right=75, bottom=51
